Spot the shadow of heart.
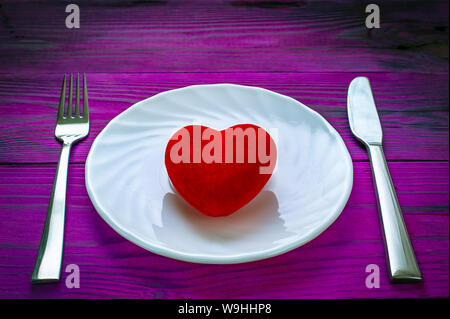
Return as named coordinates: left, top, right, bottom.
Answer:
left=152, top=190, right=297, bottom=257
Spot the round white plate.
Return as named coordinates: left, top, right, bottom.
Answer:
left=85, top=84, right=353, bottom=264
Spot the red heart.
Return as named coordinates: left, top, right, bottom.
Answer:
left=165, top=124, right=277, bottom=217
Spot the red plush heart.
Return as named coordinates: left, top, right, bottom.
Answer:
left=165, top=124, right=277, bottom=217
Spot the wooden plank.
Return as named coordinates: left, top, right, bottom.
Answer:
left=0, top=72, right=448, bottom=163
left=0, top=162, right=447, bottom=298
left=0, top=0, right=448, bottom=73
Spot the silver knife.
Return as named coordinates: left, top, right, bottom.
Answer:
left=347, top=77, right=422, bottom=283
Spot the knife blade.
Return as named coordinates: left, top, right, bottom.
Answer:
left=347, top=77, right=382, bottom=146
left=347, top=76, right=422, bottom=283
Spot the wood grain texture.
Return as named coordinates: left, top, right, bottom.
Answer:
left=0, top=72, right=448, bottom=163
left=0, top=0, right=448, bottom=73
left=0, top=0, right=448, bottom=299
left=0, top=162, right=448, bottom=298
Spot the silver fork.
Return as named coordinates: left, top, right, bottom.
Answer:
left=32, top=74, right=89, bottom=283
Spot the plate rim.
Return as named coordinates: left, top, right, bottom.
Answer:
left=85, top=83, right=354, bottom=264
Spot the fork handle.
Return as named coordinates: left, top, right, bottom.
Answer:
left=32, top=142, right=71, bottom=283
left=367, top=144, right=422, bottom=282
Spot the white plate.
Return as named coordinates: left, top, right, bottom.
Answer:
left=85, top=84, right=353, bottom=264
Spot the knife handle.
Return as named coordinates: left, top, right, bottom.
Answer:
left=367, top=144, right=422, bottom=283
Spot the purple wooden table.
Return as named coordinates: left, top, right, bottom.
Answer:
left=0, top=0, right=448, bottom=298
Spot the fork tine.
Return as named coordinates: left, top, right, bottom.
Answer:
left=67, top=74, right=73, bottom=118
left=75, top=73, right=80, bottom=117
left=83, top=73, right=89, bottom=120
left=57, top=75, right=66, bottom=120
